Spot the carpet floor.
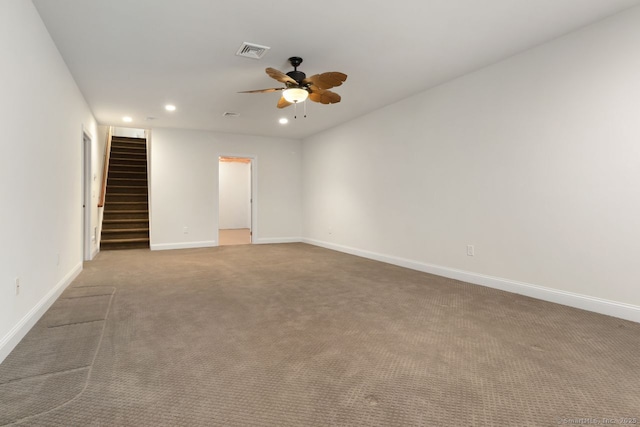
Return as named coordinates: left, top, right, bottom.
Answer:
left=1, top=243, right=639, bottom=426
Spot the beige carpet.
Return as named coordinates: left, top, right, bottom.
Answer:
left=1, top=243, right=639, bottom=426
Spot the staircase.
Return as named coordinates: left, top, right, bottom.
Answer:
left=100, top=136, right=150, bottom=250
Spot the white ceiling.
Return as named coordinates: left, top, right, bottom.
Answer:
left=33, top=0, right=640, bottom=139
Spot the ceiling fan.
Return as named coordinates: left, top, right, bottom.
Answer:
left=239, top=57, right=347, bottom=109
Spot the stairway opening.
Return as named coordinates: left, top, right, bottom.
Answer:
left=100, top=135, right=150, bottom=250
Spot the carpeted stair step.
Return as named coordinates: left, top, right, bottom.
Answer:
left=100, top=238, right=150, bottom=250
left=103, top=210, right=149, bottom=220
left=109, top=152, right=147, bottom=164
left=107, top=177, right=148, bottom=187
left=105, top=193, right=148, bottom=203
left=109, top=164, right=146, bottom=173
left=109, top=157, right=147, bottom=167
left=111, top=141, right=145, bottom=148
left=102, top=219, right=149, bottom=230
left=111, top=141, right=146, bottom=149
left=111, top=136, right=146, bottom=144
left=101, top=228, right=149, bottom=240
left=111, top=149, right=145, bottom=156
left=108, top=171, right=147, bottom=180
left=101, top=237, right=150, bottom=243
left=111, top=141, right=146, bottom=148
left=106, top=185, right=148, bottom=194
left=104, top=201, right=148, bottom=211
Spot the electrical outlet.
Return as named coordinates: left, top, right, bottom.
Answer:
left=183, top=226, right=189, bottom=234
left=467, top=245, right=475, bottom=256
left=15, top=277, right=20, bottom=295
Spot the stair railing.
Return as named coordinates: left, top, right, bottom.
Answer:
left=98, top=126, right=113, bottom=208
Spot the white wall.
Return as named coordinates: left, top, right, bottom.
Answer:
left=149, top=128, right=301, bottom=249
left=302, top=6, right=640, bottom=321
left=0, top=0, right=98, bottom=362
left=113, top=127, right=145, bottom=139
left=219, top=161, right=251, bottom=229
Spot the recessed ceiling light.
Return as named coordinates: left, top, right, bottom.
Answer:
left=279, top=118, right=289, bottom=125
left=122, top=116, right=132, bottom=123
left=165, top=104, right=176, bottom=111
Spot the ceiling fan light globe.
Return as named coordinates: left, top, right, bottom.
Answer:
left=283, top=88, right=309, bottom=103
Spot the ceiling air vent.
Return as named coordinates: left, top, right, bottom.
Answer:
left=235, top=42, right=270, bottom=59
left=223, top=112, right=240, bottom=117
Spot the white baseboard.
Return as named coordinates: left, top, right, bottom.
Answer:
left=150, top=241, right=217, bottom=251
left=150, top=238, right=302, bottom=250
left=303, top=238, right=640, bottom=324
left=253, top=237, right=302, bottom=245
left=0, top=263, right=83, bottom=363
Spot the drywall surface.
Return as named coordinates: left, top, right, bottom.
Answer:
left=302, top=6, right=640, bottom=311
left=112, top=127, right=145, bottom=138
left=219, top=161, right=251, bottom=229
left=0, top=0, right=97, bottom=361
left=150, top=128, right=301, bottom=248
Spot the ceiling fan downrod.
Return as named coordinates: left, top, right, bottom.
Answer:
left=286, top=56, right=306, bottom=84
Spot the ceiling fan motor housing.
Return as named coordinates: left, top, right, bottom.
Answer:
left=286, top=70, right=306, bottom=85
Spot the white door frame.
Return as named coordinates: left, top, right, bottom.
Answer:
left=217, top=154, right=257, bottom=245
left=82, top=130, right=93, bottom=260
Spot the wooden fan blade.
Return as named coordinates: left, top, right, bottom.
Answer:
left=308, top=87, right=341, bottom=104
left=277, top=96, right=292, bottom=109
left=302, top=72, right=347, bottom=90
left=238, top=88, right=284, bottom=93
left=266, top=67, right=298, bottom=85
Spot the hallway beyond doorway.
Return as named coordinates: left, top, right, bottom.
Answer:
left=219, top=228, right=251, bottom=246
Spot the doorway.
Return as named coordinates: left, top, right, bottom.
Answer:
left=218, top=156, right=252, bottom=245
